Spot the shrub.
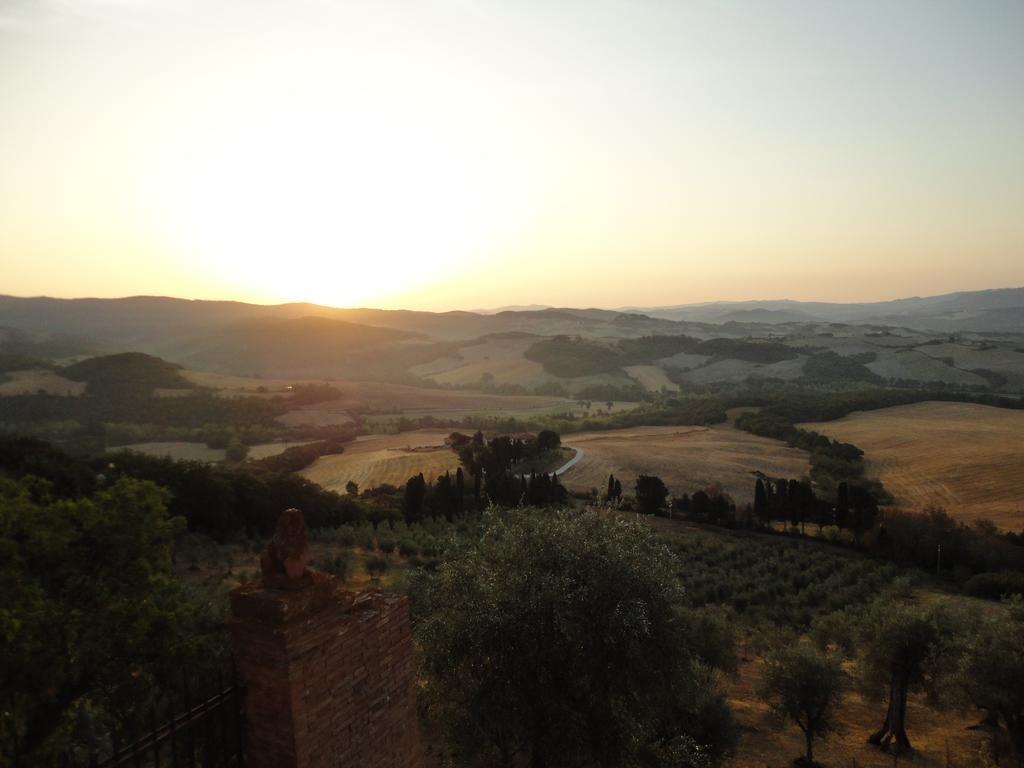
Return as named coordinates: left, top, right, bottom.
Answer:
left=365, top=556, right=389, bottom=579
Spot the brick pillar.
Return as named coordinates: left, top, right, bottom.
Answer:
left=230, top=573, right=421, bottom=768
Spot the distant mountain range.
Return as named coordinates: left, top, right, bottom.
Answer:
left=1, top=287, right=1022, bottom=379
left=624, top=287, right=1024, bottom=332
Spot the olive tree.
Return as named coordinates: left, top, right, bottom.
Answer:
left=757, top=643, right=845, bottom=765
left=414, top=507, right=737, bottom=768
left=816, top=599, right=962, bottom=755
left=955, top=599, right=1024, bottom=765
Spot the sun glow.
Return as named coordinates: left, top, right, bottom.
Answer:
left=163, top=100, right=494, bottom=307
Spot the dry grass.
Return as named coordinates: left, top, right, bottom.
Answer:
left=117, top=442, right=227, bottom=462
left=866, top=350, right=987, bottom=387
left=725, top=646, right=989, bottom=768
left=300, top=430, right=461, bottom=492
left=180, top=369, right=307, bottom=396
left=116, top=440, right=320, bottom=463
left=624, top=365, right=679, bottom=392
left=802, top=401, right=1024, bottom=531
left=412, top=337, right=548, bottom=387
left=676, top=357, right=806, bottom=386
left=245, top=441, right=321, bottom=460
left=559, top=424, right=809, bottom=503
left=0, top=369, right=85, bottom=396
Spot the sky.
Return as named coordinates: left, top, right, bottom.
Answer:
left=1, top=0, right=1022, bottom=311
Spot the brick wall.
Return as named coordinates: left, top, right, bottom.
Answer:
left=230, top=574, right=421, bottom=768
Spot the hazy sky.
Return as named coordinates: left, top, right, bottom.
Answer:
left=1, top=0, right=1022, bottom=310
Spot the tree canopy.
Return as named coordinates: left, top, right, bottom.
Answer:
left=414, top=507, right=737, bottom=768
left=0, top=476, right=218, bottom=764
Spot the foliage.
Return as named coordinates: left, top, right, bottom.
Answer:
left=817, top=598, right=965, bottom=753
left=250, top=440, right=346, bottom=473
left=0, top=436, right=97, bottom=498
left=524, top=336, right=625, bottom=377
left=963, top=571, right=1024, bottom=600
left=224, top=437, right=249, bottom=463
left=757, top=643, right=846, bottom=764
left=99, top=451, right=364, bottom=539
left=62, top=353, right=193, bottom=397
left=802, top=351, right=882, bottom=385
left=0, top=476, right=217, bottom=764
left=574, top=383, right=648, bottom=403
left=666, top=530, right=898, bottom=628
left=414, top=507, right=738, bottom=767
left=877, top=507, right=1024, bottom=580
left=635, top=474, right=669, bottom=515
left=286, top=383, right=343, bottom=405
left=954, top=602, right=1024, bottom=765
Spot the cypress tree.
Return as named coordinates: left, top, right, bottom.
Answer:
left=835, top=482, right=849, bottom=530
left=754, top=478, right=769, bottom=528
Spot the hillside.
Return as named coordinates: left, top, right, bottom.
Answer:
left=167, top=316, right=426, bottom=378
left=2, top=291, right=1023, bottom=392
left=802, top=401, right=1024, bottom=531
left=629, top=287, right=1024, bottom=333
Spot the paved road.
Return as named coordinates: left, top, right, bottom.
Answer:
left=553, top=447, right=583, bottom=476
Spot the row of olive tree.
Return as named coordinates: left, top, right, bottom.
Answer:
left=760, top=597, right=1024, bottom=765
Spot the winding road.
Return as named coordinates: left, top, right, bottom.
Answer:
left=553, top=447, right=583, bottom=476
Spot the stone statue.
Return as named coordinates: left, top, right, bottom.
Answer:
left=260, top=508, right=311, bottom=590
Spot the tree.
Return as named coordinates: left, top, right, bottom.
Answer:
left=414, top=508, right=737, bottom=768
left=850, top=600, right=961, bottom=754
left=635, top=474, right=669, bottom=516
left=753, top=478, right=770, bottom=528
left=757, top=644, right=845, bottom=765
left=455, top=467, right=465, bottom=513
left=848, top=485, right=878, bottom=542
left=0, top=476, right=214, bottom=763
left=605, top=474, right=623, bottom=503
left=225, top=437, right=249, bottom=463
left=345, top=480, right=359, bottom=496
left=536, top=430, right=561, bottom=453
left=955, top=601, right=1024, bottom=765
left=403, top=473, right=427, bottom=525
left=834, top=482, right=850, bottom=530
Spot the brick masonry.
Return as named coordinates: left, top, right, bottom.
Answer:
left=230, top=572, right=421, bottom=768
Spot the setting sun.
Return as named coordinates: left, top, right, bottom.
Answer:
left=160, top=96, right=502, bottom=306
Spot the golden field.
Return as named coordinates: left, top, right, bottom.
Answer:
left=300, top=430, right=461, bottom=492
left=623, top=364, right=680, bottom=392
left=0, top=369, right=86, bottom=396
left=559, top=423, right=809, bottom=504
left=802, top=401, right=1024, bottom=531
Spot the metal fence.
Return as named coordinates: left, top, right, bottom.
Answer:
left=71, top=664, right=244, bottom=768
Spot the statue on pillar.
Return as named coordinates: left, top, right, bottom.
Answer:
left=260, top=508, right=312, bottom=590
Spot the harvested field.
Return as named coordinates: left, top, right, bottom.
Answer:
left=558, top=424, right=809, bottom=503
left=676, top=357, right=806, bottom=385
left=301, top=430, right=460, bottom=492
left=411, top=337, right=547, bottom=387
left=115, top=442, right=226, bottom=462
left=623, top=365, right=679, bottom=392
left=290, top=381, right=569, bottom=416
left=277, top=405, right=355, bottom=427
left=246, top=441, right=321, bottom=460
left=802, top=401, right=1024, bottom=530
left=866, top=349, right=987, bottom=387
left=0, top=369, right=85, bottom=396
left=116, top=440, right=321, bottom=463
left=658, top=351, right=711, bottom=370
left=180, top=369, right=305, bottom=397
